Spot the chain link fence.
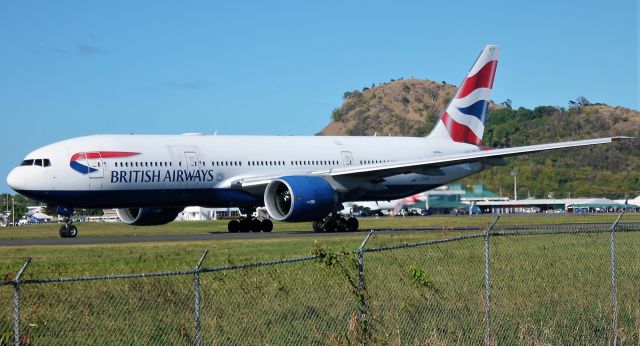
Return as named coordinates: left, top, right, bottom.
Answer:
left=1, top=213, right=639, bottom=345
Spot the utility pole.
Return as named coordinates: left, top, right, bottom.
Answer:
left=511, top=167, right=519, bottom=201
left=12, top=196, right=15, bottom=227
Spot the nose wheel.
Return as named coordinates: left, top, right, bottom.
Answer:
left=59, top=220, right=78, bottom=238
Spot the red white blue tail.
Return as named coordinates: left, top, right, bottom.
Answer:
left=429, top=45, right=500, bottom=145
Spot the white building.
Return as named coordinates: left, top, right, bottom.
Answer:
left=476, top=197, right=636, bottom=214
left=614, top=196, right=640, bottom=207
left=176, top=207, right=241, bottom=221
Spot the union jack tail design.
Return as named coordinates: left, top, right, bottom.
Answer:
left=429, top=45, right=500, bottom=145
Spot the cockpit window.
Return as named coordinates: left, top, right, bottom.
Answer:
left=20, top=158, right=51, bottom=167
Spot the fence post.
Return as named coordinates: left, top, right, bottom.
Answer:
left=12, top=257, right=31, bottom=346
left=357, top=231, right=374, bottom=328
left=609, top=212, right=623, bottom=346
left=484, top=217, right=500, bottom=346
left=193, top=250, right=208, bottom=346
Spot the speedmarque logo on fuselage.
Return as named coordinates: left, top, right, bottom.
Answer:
left=69, top=151, right=140, bottom=174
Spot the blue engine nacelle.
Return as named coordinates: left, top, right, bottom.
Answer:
left=264, top=176, right=338, bottom=222
left=116, top=207, right=184, bottom=226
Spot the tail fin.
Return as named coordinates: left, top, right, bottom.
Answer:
left=429, top=45, right=501, bottom=145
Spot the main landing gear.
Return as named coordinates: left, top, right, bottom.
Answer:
left=59, top=218, right=78, bottom=238
left=227, top=207, right=273, bottom=233
left=312, top=213, right=359, bottom=233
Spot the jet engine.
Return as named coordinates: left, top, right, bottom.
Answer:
left=116, top=207, right=184, bottom=226
left=264, top=176, right=338, bottom=222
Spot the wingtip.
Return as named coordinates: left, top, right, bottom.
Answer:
left=612, top=136, right=635, bottom=141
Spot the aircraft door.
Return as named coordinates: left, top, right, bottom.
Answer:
left=184, top=152, right=200, bottom=185
left=341, top=151, right=354, bottom=166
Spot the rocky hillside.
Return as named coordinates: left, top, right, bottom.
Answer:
left=319, top=79, right=640, bottom=199
left=319, top=79, right=500, bottom=137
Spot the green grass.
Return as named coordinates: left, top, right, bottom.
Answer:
left=1, top=212, right=637, bottom=240
left=0, top=214, right=638, bottom=344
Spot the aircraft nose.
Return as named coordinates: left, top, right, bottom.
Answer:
left=6, top=168, right=25, bottom=191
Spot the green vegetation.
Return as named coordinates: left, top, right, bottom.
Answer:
left=331, top=107, right=343, bottom=122
left=1, top=216, right=638, bottom=344
left=320, top=78, right=640, bottom=199
left=465, top=105, right=640, bottom=199
left=2, top=213, right=639, bottom=241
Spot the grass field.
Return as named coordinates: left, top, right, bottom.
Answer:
left=1, top=212, right=638, bottom=240
left=0, top=213, right=636, bottom=278
left=1, top=213, right=638, bottom=344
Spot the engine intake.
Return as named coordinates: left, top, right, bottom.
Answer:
left=264, top=176, right=337, bottom=222
left=116, top=207, right=183, bottom=226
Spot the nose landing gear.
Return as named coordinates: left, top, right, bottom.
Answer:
left=56, top=206, right=77, bottom=238
left=59, top=221, right=78, bottom=238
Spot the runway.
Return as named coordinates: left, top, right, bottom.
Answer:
left=0, top=230, right=380, bottom=246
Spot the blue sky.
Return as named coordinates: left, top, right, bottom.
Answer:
left=1, top=0, right=638, bottom=193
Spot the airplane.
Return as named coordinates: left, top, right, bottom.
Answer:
left=6, top=45, right=630, bottom=238
left=343, top=193, right=426, bottom=216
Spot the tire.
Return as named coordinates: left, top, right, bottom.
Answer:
left=336, top=217, right=348, bottom=232
left=250, top=218, right=262, bottom=232
left=59, top=225, right=68, bottom=238
left=228, top=220, right=240, bottom=233
left=312, top=220, right=324, bottom=233
left=346, top=217, right=359, bottom=232
left=67, top=225, right=78, bottom=238
left=239, top=219, right=250, bottom=233
left=324, top=219, right=337, bottom=233
left=261, top=219, right=273, bottom=232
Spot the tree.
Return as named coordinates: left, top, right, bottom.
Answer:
left=576, top=96, right=590, bottom=106
left=331, top=108, right=344, bottom=122
left=569, top=96, right=590, bottom=108
left=500, top=99, right=512, bottom=109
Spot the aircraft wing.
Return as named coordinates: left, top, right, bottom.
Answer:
left=233, top=136, right=630, bottom=189
left=324, top=136, right=630, bottom=178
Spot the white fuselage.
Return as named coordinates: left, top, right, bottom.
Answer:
left=7, top=134, right=485, bottom=209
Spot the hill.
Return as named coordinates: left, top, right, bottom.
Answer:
left=319, top=79, right=640, bottom=199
